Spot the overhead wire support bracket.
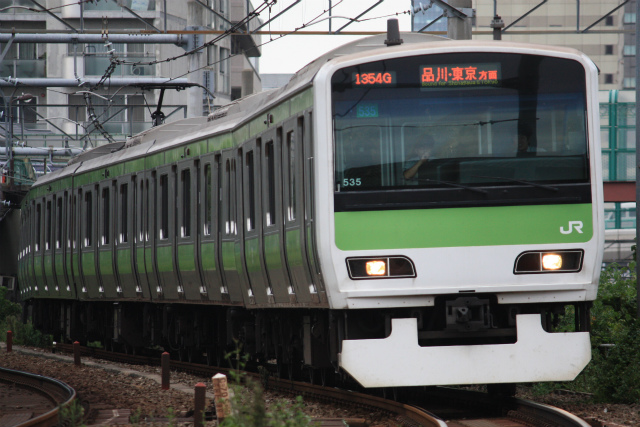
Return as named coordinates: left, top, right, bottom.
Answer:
left=0, top=36, right=14, bottom=66
left=413, top=0, right=469, bottom=21
left=417, top=13, right=445, bottom=32
left=27, top=0, right=78, bottom=33
left=252, top=0, right=301, bottom=33
left=334, top=0, right=384, bottom=34
left=502, top=0, right=547, bottom=33
left=580, top=0, right=630, bottom=33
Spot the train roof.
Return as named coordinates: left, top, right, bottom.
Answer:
left=33, top=34, right=594, bottom=188
left=33, top=32, right=446, bottom=187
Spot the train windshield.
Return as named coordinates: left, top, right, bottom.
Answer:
left=332, top=52, right=591, bottom=210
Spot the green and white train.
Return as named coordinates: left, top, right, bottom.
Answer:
left=18, top=31, right=603, bottom=388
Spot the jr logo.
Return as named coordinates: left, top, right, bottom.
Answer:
left=560, top=221, right=584, bottom=235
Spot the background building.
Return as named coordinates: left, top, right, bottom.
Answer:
left=0, top=0, right=261, bottom=152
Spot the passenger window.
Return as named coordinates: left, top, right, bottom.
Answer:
left=35, top=202, right=41, bottom=252
left=265, top=141, right=275, bottom=226
left=160, top=174, right=168, bottom=240
left=84, top=191, right=92, bottom=247
left=120, top=183, right=128, bottom=243
left=101, top=187, right=110, bottom=245
left=56, top=197, right=63, bottom=249
left=181, top=169, right=191, bottom=238
left=45, top=200, right=51, bottom=250
left=204, top=164, right=212, bottom=236
left=286, top=131, right=296, bottom=222
left=246, top=151, right=255, bottom=231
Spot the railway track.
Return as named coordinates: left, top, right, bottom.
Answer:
left=0, top=365, right=76, bottom=427
left=54, top=343, right=591, bottom=427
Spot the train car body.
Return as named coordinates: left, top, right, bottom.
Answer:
left=18, top=32, right=603, bottom=388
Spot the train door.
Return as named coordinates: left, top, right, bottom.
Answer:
left=198, top=154, right=225, bottom=301
left=32, top=199, right=44, bottom=295
left=302, top=112, right=326, bottom=302
left=261, top=129, right=292, bottom=304
left=62, top=190, right=76, bottom=298
left=43, top=195, right=56, bottom=296
left=53, top=192, right=66, bottom=296
left=219, top=151, right=248, bottom=304
left=80, top=185, right=99, bottom=298
left=241, top=140, right=269, bottom=305
left=176, top=159, right=200, bottom=300
left=146, top=171, right=161, bottom=299
left=134, top=173, right=152, bottom=299
left=114, top=174, right=137, bottom=298
left=155, top=165, right=181, bottom=300
left=97, top=179, right=117, bottom=298
left=282, top=117, right=314, bottom=303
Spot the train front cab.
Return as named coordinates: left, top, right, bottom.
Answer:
left=315, top=42, right=604, bottom=387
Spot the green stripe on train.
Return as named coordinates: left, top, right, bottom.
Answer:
left=334, top=204, right=594, bottom=250
left=178, top=244, right=196, bottom=272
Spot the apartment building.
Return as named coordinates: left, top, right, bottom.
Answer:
left=0, top=0, right=261, bottom=145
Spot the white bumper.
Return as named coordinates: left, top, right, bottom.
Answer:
left=339, top=314, right=591, bottom=387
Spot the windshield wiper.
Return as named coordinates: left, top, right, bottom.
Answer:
left=472, top=175, right=558, bottom=192
left=409, top=178, right=488, bottom=194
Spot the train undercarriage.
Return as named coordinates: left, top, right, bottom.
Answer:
left=25, top=296, right=591, bottom=386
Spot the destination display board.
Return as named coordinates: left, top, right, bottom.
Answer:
left=420, top=63, right=501, bottom=88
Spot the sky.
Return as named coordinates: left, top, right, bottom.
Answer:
left=251, top=0, right=414, bottom=74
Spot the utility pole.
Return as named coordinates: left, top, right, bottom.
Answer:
left=447, top=0, right=472, bottom=40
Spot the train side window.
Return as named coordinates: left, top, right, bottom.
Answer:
left=84, top=191, right=92, bottom=247
left=265, top=141, right=275, bottom=226
left=70, top=194, right=75, bottom=249
left=204, top=164, right=212, bottom=236
left=246, top=151, right=255, bottom=231
left=101, top=187, right=110, bottom=245
left=56, top=197, right=63, bottom=249
left=120, top=183, right=128, bottom=243
left=181, top=169, right=191, bottom=238
left=138, top=179, right=144, bottom=242
left=45, top=200, right=52, bottom=250
left=35, top=203, right=41, bottom=252
left=286, top=131, right=296, bottom=222
left=145, top=179, right=150, bottom=241
left=160, top=174, right=168, bottom=240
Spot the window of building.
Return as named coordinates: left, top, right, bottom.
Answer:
left=605, top=15, right=614, bottom=26
left=624, top=13, right=636, bottom=24
left=219, top=47, right=230, bottom=94
left=605, top=74, right=614, bottom=84
left=623, top=77, right=636, bottom=89
left=624, top=45, right=636, bottom=56
left=605, top=45, right=614, bottom=55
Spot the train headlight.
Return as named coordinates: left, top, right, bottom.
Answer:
left=514, top=250, right=583, bottom=274
left=365, top=260, right=386, bottom=276
left=542, top=254, right=562, bottom=270
left=346, top=256, right=416, bottom=280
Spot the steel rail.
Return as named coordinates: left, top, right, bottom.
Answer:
left=54, top=343, right=590, bottom=427
left=0, top=366, right=76, bottom=427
